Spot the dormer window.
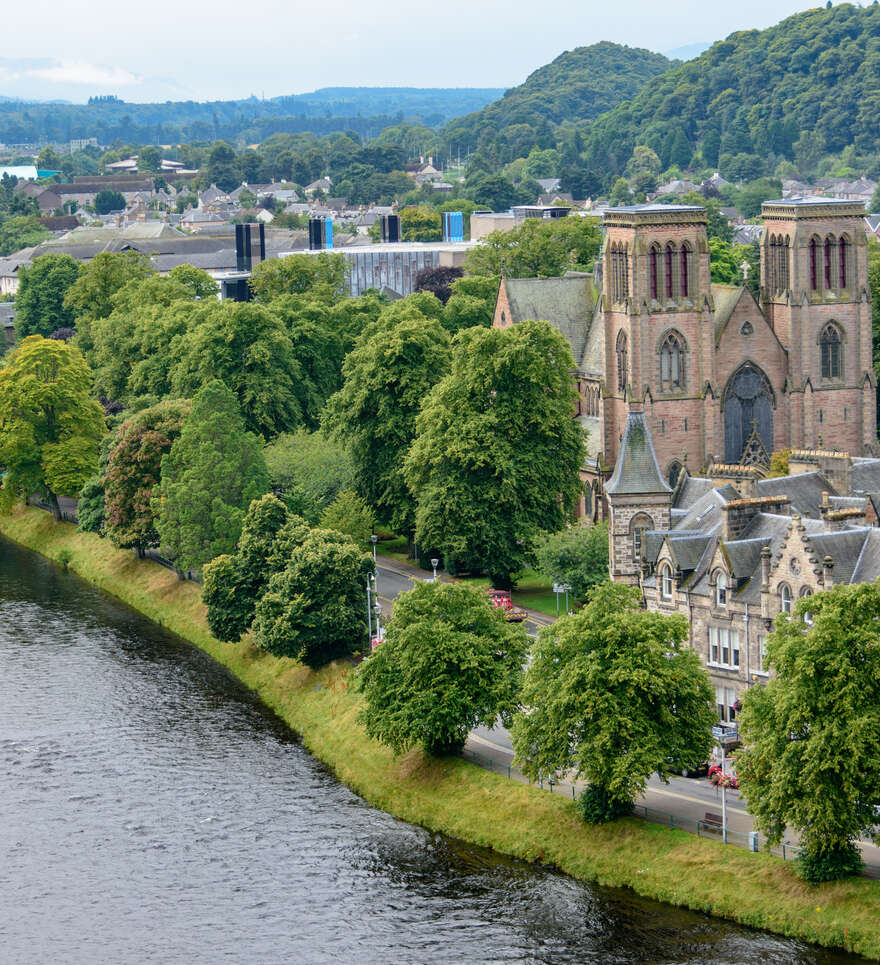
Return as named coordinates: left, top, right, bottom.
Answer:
left=660, top=564, right=673, bottom=601
left=716, top=572, right=727, bottom=608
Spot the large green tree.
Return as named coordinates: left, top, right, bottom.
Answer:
left=357, top=581, right=528, bottom=756
left=512, top=582, right=715, bottom=822
left=738, top=584, right=880, bottom=882
left=0, top=336, right=105, bottom=519
left=153, top=380, right=269, bottom=572
left=249, top=252, right=347, bottom=301
left=252, top=530, right=374, bottom=667
left=534, top=522, right=609, bottom=604
left=324, top=312, right=452, bottom=536
left=14, top=254, right=82, bottom=340
left=407, top=320, right=584, bottom=587
left=464, top=216, right=601, bottom=278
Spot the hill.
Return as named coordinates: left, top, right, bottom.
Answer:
left=0, top=87, right=504, bottom=146
left=444, top=42, right=673, bottom=163
left=580, top=3, right=880, bottom=184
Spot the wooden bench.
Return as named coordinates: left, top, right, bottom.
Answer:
left=703, top=811, right=723, bottom=830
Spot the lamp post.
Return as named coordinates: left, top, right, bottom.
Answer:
left=365, top=575, right=373, bottom=645
left=370, top=533, right=378, bottom=563
left=430, top=557, right=439, bottom=581
left=372, top=572, right=383, bottom=642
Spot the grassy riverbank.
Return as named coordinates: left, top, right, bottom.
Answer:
left=3, top=504, right=880, bottom=960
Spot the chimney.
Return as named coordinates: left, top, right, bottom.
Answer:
left=760, top=545, right=772, bottom=626
left=822, top=555, right=835, bottom=589
left=722, top=495, right=791, bottom=541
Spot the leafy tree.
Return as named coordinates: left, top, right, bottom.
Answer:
left=103, top=400, right=190, bottom=554
left=870, top=184, right=880, bottom=215
left=263, top=429, right=357, bottom=521
left=407, top=320, right=585, bottom=587
left=94, top=190, right=126, bottom=215
left=153, top=380, right=270, bottom=572
left=609, top=177, right=634, bottom=206
left=399, top=206, right=441, bottom=241
left=319, top=490, right=372, bottom=545
left=414, top=266, right=463, bottom=305
left=357, top=581, right=528, bottom=755
left=138, top=146, right=162, bottom=172
left=440, top=275, right=499, bottom=334
left=77, top=475, right=106, bottom=534
left=0, top=215, right=51, bottom=256
left=535, top=523, right=609, bottom=603
left=252, top=530, right=374, bottom=667
left=170, top=301, right=302, bottom=438
left=738, top=584, right=880, bottom=882
left=168, top=263, right=219, bottom=299
left=0, top=336, right=105, bottom=519
left=324, top=314, right=451, bottom=536
left=512, top=582, right=715, bottom=821
left=465, top=173, right=523, bottom=211
left=249, top=252, right=346, bottom=301
left=14, top=254, right=82, bottom=340
left=206, top=141, right=240, bottom=192
left=464, top=216, right=601, bottom=278
left=202, top=494, right=310, bottom=641
left=732, top=177, right=782, bottom=220
left=768, top=448, right=791, bottom=478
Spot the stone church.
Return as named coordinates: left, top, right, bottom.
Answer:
left=492, top=198, right=876, bottom=517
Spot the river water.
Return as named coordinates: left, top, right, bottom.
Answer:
left=0, top=538, right=864, bottom=964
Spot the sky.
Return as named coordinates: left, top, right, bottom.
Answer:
left=0, top=1, right=849, bottom=103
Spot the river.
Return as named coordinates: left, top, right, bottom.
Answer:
left=0, top=538, right=864, bottom=964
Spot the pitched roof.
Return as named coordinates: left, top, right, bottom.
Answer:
left=605, top=410, right=672, bottom=496
left=851, top=457, right=880, bottom=493
left=805, top=529, right=872, bottom=585
left=500, top=276, right=596, bottom=365
left=756, top=471, right=835, bottom=519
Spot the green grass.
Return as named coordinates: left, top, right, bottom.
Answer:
left=4, top=504, right=880, bottom=961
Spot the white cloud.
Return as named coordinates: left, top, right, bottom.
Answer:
left=27, top=60, right=140, bottom=87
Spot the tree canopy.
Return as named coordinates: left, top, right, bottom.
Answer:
left=14, top=254, right=82, bottom=340
left=464, top=216, right=601, bottom=278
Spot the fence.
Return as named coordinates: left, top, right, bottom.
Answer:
left=462, top=747, right=803, bottom=864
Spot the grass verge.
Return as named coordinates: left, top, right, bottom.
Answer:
left=2, top=505, right=879, bottom=961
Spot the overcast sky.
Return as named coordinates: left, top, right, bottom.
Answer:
left=0, top=1, right=846, bottom=103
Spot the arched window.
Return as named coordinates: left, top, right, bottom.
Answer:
left=768, top=235, right=778, bottom=293
left=809, top=237, right=818, bottom=291
left=616, top=329, right=628, bottom=392
left=824, top=235, right=836, bottom=290
left=800, top=587, right=813, bottom=625
left=659, top=330, right=686, bottom=392
left=667, top=460, right=682, bottom=487
left=665, top=242, right=675, bottom=298
left=780, top=236, right=791, bottom=291
left=779, top=583, right=792, bottom=615
left=680, top=243, right=692, bottom=297
left=660, top=564, right=674, bottom=601
left=839, top=235, right=849, bottom=289
left=649, top=244, right=660, bottom=300
left=630, top=513, right=652, bottom=562
left=622, top=243, right=630, bottom=300
left=820, top=323, right=842, bottom=380
left=716, top=571, right=728, bottom=608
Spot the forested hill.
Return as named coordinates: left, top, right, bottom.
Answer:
left=0, top=87, right=504, bottom=145
left=580, top=3, right=880, bottom=182
left=444, top=42, right=673, bottom=163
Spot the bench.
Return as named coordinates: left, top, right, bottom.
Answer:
left=703, top=811, right=723, bottom=830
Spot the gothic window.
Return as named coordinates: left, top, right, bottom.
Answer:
left=660, top=564, right=673, bottom=600
left=659, top=330, right=686, bottom=392
left=715, top=571, right=727, bottom=607
left=809, top=237, right=818, bottom=291
left=616, top=329, right=628, bottom=392
left=630, top=513, right=652, bottom=562
left=667, top=460, right=682, bottom=487
left=740, top=321, right=754, bottom=336
left=839, top=235, right=849, bottom=288
left=680, top=243, right=692, bottom=297
left=665, top=242, right=675, bottom=298
left=820, top=323, right=842, bottom=380
left=824, top=235, right=836, bottom=290
left=768, top=235, right=778, bottom=293
left=780, top=236, right=790, bottom=291
left=622, top=243, right=630, bottom=300
left=649, top=243, right=660, bottom=300
left=779, top=583, right=792, bottom=615
left=722, top=362, right=774, bottom=465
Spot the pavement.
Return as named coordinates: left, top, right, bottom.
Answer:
left=375, top=552, right=880, bottom=876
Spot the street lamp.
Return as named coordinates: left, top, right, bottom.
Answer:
left=430, top=557, right=439, bottom=581
left=365, top=574, right=373, bottom=644
left=372, top=571, right=383, bottom=641
left=370, top=533, right=378, bottom=563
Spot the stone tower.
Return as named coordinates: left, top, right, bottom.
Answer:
left=760, top=198, right=875, bottom=455
left=605, top=406, right=672, bottom=585
left=602, top=204, right=713, bottom=482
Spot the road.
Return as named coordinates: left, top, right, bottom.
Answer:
left=375, top=554, right=880, bottom=875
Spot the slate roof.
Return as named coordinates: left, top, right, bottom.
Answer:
left=500, top=276, right=596, bottom=365
left=605, top=410, right=672, bottom=496
left=674, top=475, right=715, bottom=510
left=805, top=529, right=873, bottom=585
left=710, top=284, right=744, bottom=342
left=851, top=458, right=880, bottom=493
left=756, top=471, right=835, bottom=519
left=851, top=529, right=880, bottom=583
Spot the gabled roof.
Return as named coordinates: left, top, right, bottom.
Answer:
left=756, top=471, right=835, bottom=519
left=851, top=529, right=880, bottom=584
left=605, top=410, right=671, bottom=496
left=851, top=457, right=880, bottom=493
left=674, top=475, right=715, bottom=510
left=499, top=276, right=596, bottom=364
left=806, top=529, right=873, bottom=586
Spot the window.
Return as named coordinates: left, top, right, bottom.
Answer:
left=659, top=331, right=686, bottom=392
left=667, top=461, right=682, bottom=487
left=779, top=583, right=792, bottom=614
left=820, top=324, right=841, bottom=380
left=715, top=572, right=728, bottom=607
left=800, top=587, right=813, bottom=625
left=709, top=626, right=740, bottom=669
left=665, top=242, right=675, bottom=298
left=740, top=320, right=754, bottom=336
left=824, top=236, right=836, bottom=290
left=616, top=330, right=628, bottom=392
left=756, top=636, right=767, bottom=674
left=714, top=686, right=738, bottom=723
left=839, top=236, right=849, bottom=288
left=680, top=243, right=691, bottom=297
left=660, top=564, right=673, bottom=600
left=649, top=244, right=660, bottom=300
left=630, top=514, right=651, bottom=563
left=809, top=237, right=818, bottom=291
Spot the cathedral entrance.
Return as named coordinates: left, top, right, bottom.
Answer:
left=723, top=363, right=774, bottom=465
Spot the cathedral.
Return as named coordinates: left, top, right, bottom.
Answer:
left=493, top=198, right=876, bottom=518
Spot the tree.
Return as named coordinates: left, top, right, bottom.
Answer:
left=357, top=581, right=528, bottom=756
left=169, top=301, right=303, bottom=437
left=14, top=254, right=82, bottom=340
left=168, top=263, right=218, bottom=299
left=414, top=266, right=463, bottom=305
left=441, top=275, right=499, bottom=334
left=206, top=141, right=240, bottom=192
left=407, top=321, right=585, bottom=587
left=94, top=190, right=126, bottom=215
left=252, top=530, right=374, bottom=667
left=324, top=313, right=451, bottom=536
left=202, top=494, right=310, bottom=641
left=0, top=216, right=51, bottom=256
left=464, top=216, right=601, bottom=278
left=0, top=336, right=105, bottom=520
left=535, top=523, right=609, bottom=603
left=319, top=490, right=372, bottom=545
left=738, top=584, right=880, bottom=882
left=103, top=400, right=190, bottom=554
left=512, top=583, right=715, bottom=822
left=609, top=177, right=634, bottom=206
left=138, top=146, right=162, bottom=173
left=249, top=252, right=346, bottom=301
left=399, top=206, right=442, bottom=242
left=870, top=184, right=880, bottom=215
left=153, top=381, right=270, bottom=572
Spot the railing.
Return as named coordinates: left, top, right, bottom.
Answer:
left=462, top=747, right=802, bottom=863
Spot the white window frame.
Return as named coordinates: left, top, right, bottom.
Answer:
left=755, top=635, right=769, bottom=676
left=715, top=571, right=727, bottom=608
left=660, top=565, right=673, bottom=600
left=708, top=626, right=740, bottom=670
left=780, top=583, right=792, bottom=615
